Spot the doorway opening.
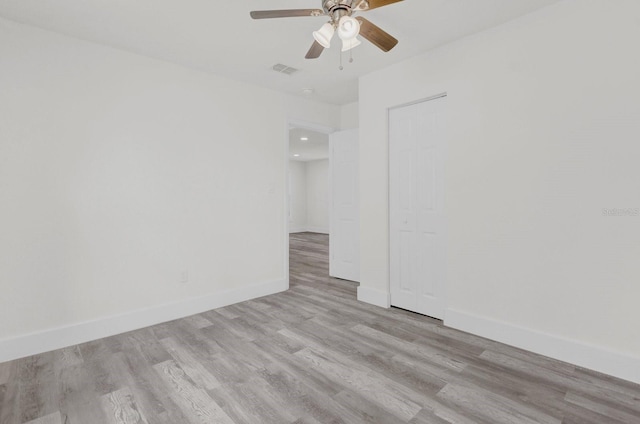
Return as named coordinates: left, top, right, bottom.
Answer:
left=285, top=120, right=334, bottom=288
left=288, top=126, right=331, bottom=235
left=285, top=120, right=360, bottom=288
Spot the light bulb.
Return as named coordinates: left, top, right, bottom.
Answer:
left=313, top=23, right=335, bottom=48
left=338, top=16, right=360, bottom=41
left=341, top=37, right=362, bottom=52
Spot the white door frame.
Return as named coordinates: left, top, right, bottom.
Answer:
left=285, top=118, right=336, bottom=285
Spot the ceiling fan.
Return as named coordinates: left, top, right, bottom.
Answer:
left=250, top=0, right=403, bottom=59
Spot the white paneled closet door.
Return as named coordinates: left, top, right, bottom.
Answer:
left=389, top=96, right=446, bottom=319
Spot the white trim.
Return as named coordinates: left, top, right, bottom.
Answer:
left=289, top=225, right=306, bottom=234
left=388, top=92, right=448, bottom=111
left=328, top=139, right=334, bottom=275
left=283, top=118, right=291, bottom=289
left=288, top=119, right=335, bottom=135
left=289, top=226, right=329, bottom=234
left=357, top=285, right=391, bottom=309
left=305, top=226, right=329, bottom=234
left=445, top=308, right=640, bottom=385
left=329, top=134, right=336, bottom=278
left=0, top=278, right=287, bottom=363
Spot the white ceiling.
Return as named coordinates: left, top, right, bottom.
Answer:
left=290, top=128, right=329, bottom=162
left=0, top=0, right=563, bottom=105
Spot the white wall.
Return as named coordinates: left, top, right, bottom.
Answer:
left=305, top=159, right=330, bottom=234
left=0, top=18, right=340, bottom=361
left=286, top=97, right=341, bottom=132
left=340, top=102, right=359, bottom=129
left=288, top=159, right=329, bottom=234
left=289, top=160, right=307, bottom=233
left=359, top=0, right=640, bottom=383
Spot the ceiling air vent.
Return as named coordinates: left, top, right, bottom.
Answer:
left=272, top=63, right=299, bottom=76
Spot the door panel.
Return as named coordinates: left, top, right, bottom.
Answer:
left=418, top=232, right=436, bottom=297
left=330, top=129, right=359, bottom=282
left=399, top=230, right=414, bottom=293
left=390, top=96, right=446, bottom=318
left=418, top=147, right=436, bottom=211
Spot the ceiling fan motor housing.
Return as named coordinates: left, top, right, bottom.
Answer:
left=323, top=0, right=359, bottom=22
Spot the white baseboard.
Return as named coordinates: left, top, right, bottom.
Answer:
left=445, top=308, right=640, bottom=385
left=0, top=278, right=288, bottom=364
left=305, top=226, right=329, bottom=234
left=289, top=226, right=329, bottom=235
left=357, top=286, right=390, bottom=309
left=289, top=225, right=306, bottom=234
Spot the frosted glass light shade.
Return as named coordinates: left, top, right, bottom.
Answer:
left=341, top=37, right=362, bottom=52
left=313, top=23, right=335, bottom=48
left=338, top=16, right=360, bottom=41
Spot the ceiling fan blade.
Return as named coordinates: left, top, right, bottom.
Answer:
left=305, top=41, right=325, bottom=59
left=354, top=0, right=403, bottom=11
left=355, top=16, right=398, bottom=52
left=250, top=9, right=324, bottom=19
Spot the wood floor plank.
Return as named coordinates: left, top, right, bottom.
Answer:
left=478, top=349, right=603, bottom=398
left=237, top=376, right=300, bottom=423
left=58, top=346, right=83, bottom=368
left=159, top=337, right=221, bottom=391
left=100, top=387, right=148, bottom=424
left=250, top=336, right=342, bottom=397
left=209, top=379, right=294, bottom=424
left=183, top=314, right=213, bottom=330
left=256, top=365, right=362, bottom=423
left=409, top=408, right=452, bottom=424
left=0, top=233, right=638, bottom=424
left=56, top=362, right=108, bottom=424
left=83, top=352, right=121, bottom=397
left=294, top=347, right=423, bottom=421
left=356, top=351, right=448, bottom=396
left=333, top=389, right=414, bottom=423
left=0, top=371, right=19, bottom=424
left=111, top=347, right=187, bottom=424
left=205, top=384, right=264, bottom=424
left=154, top=360, right=234, bottom=424
left=166, top=319, right=222, bottom=358
left=437, top=382, right=562, bottom=424
left=125, top=329, right=172, bottom=366
left=570, top=367, right=640, bottom=411
left=452, top=362, right=569, bottom=420
left=17, top=353, right=58, bottom=424
left=559, top=400, right=630, bottom=424
left=212, top=306, right=240, bottom=320
left=352, top=323, right=468, bottom=372
left=0, top=362, right=12, bottom=385
left=22, top=411, right=62, bottom=424
left=564, top=391, right=640, bottom=424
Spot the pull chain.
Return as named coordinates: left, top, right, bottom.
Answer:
left=339, top=42, right=356, bottom=70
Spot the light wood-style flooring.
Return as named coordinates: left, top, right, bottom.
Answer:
left=1, top=232, right=639, bottom=423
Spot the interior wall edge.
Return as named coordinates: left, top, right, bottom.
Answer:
left=445, top=308, right=640, bottom=385
left=0, top=278, right=288, bottom=364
